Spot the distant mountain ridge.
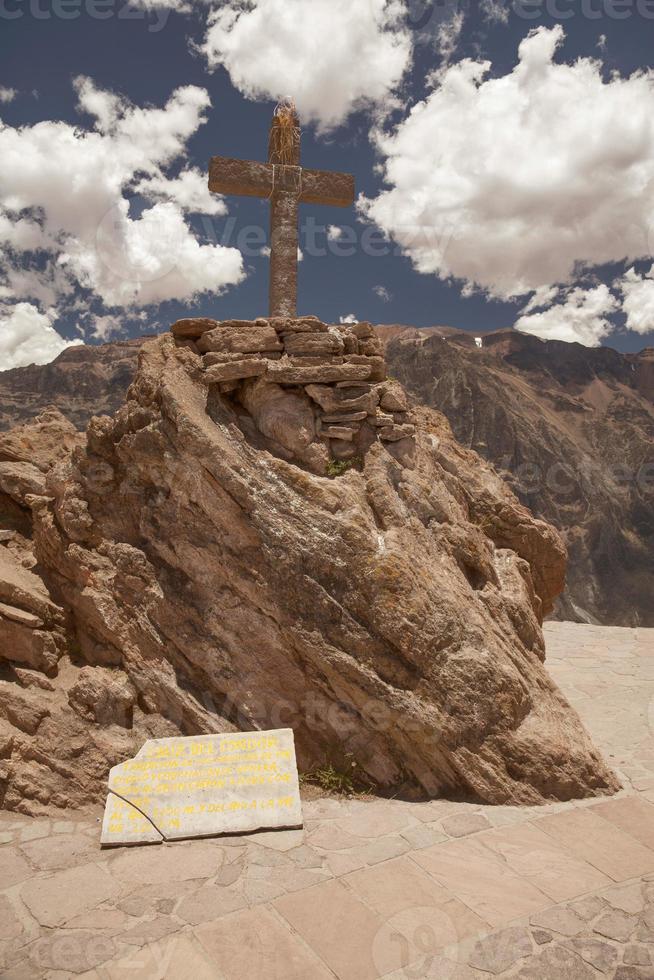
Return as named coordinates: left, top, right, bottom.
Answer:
left=382, top=326, right=654, bottom=626
left=0, top=337, right=155, bottom=431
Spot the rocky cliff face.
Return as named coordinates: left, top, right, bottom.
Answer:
left=0, top=317, right=618, bottom=814
left=384, top=328, right=654, bottom=627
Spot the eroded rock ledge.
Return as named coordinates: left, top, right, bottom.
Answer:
left=0, top=318, right=619, bottom=812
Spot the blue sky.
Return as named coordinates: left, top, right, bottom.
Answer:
left=1, top=0, right=654, bottom=368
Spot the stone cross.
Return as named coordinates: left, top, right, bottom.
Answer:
left=209, top=102, right=355, bottom=318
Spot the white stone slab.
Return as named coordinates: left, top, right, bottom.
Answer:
left=101, top=729, right=303, bottom=847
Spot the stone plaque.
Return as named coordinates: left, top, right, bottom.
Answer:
left=100, top=728, right=303, bottom=847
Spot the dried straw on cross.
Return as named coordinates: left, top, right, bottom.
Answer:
left=268, top=98, right=301, bottom=166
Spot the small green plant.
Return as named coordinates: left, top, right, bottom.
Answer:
left=300, top=756, right=367, bottom=796
left=325, top=456, right=363, bottom=478
left=300, top=764, right=355, bottom=794
left=326, top=459, right=354, bottom=478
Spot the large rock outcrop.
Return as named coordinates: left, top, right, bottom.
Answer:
left=2, top=329, right=651, bottom=627
left=0, top=318, right=619, bottom=813
left=383, top=327, right=654, bottom=626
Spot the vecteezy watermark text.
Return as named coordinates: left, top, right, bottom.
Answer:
left=3, top=0, right=654, bottom=31
left=198, top=215, right=456, bottom=261
left=499, top=456, right=654, bottom=497
left=0, top=0, right=172, bottom=31
left=513, top=0, right=654, bottom=17
left=405, top=0, right=654, bottom=24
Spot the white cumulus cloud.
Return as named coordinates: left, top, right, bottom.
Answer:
left=198, top=0, right=413, bottom=130
left=60, top=200, right=243, bottom=308
left=0, top=77, right=244, bottom=368
left=0, top=88, right=17, bottom=104
left=87, top=313, right=124, bottom=342
left=515, top=284, right=619, bottom=347
left=136, top=167, right=227, bottom=216
left=362, top=26, right=654, bottom=318
left=618, top=266, right=654, bottom=335
left=0, top=303, right=82, bottom=371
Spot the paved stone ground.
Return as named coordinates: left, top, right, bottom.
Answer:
left=1, top=622, right=654, bottom=979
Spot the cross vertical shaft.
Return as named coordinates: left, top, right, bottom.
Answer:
left=268, top=102, right=302, bottom=319
left=270, top=190, right=299, bottom=318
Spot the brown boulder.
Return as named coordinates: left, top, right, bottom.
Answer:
left=171, top=318, right=219, bottom=339
left=351, top=322, right=375, bottom=339
left=0, top=318, right=618, bottom=812
left=284, top=333, right=345, bottom=357
left=0, top=552, right=67, bottom=675
left=384, top=435, right=416, bottom=469
left=0, top=551, right=64, bottom=627
left=203, top=359, right=268, bottom=384
left=0, top=682, right=50, bottom=734
left=321, top=425, right=356, bottom=441
left=305, top=384, right=378, bottom=415
left=345, top=354, right=387, bottom=382
left=198, top=322, right=283, bottom=355
left=8, top=331, right=615, bottom=810
left=334, top=326, right=360, bottom=354
left=358, top=336, right=384, bottom=357
left=268, top=359, right=372, bottom=385
left=379, top=423, right=416, bottom=442
left=0, top=407, right=83, bottom=471
left=0, top=609, right=61, bottom=676
left=269, top=316, right=328, bottom=335
left=331, top=440, right=357, bottom=460
left=238, top=377, right=327, bottom=473
left=0, top=461, right=48, bottom=503
left=0, top=602, right=42, bottom=628
left=68, top=667, right=136, bottom=727
left=379, top=381, right=409, bottom=413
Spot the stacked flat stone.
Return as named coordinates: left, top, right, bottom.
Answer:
left=171, top=316, right=416, bottom=469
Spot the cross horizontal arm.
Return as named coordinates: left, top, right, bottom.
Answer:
left=300, top=169, right=355, bottom=208
left=209, top=157, right=273, bottom=199
left=210, top=157, right=355, bottom=208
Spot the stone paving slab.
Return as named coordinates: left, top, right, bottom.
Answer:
left=0, top=623, right=653, bottom=978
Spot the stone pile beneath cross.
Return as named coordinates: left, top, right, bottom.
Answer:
left=171, top=315, right=416, bottom=473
